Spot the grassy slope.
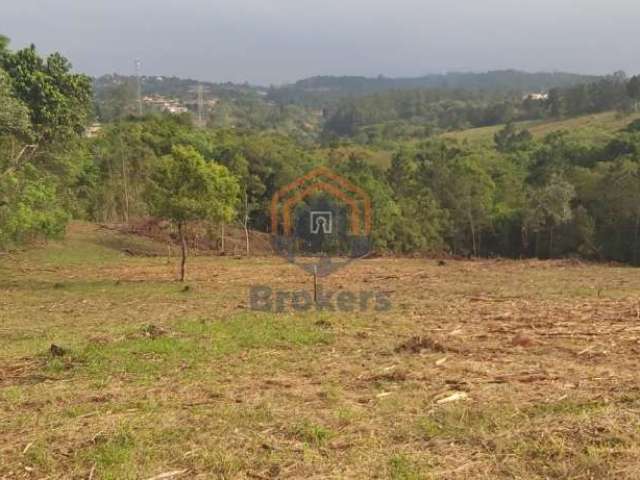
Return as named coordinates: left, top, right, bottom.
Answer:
left=354, top=111, right=640, bottom=170
left=441, top=111, right=640, bottom=146
left=2, top=223, right=640, bottom=478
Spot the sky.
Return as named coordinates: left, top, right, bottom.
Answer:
left=2, top=0, right=639, bottom=85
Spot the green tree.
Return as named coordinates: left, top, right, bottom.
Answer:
left=94, top=80, right=138, bottom=121
left=0, top=69, right=31, bottom=141
left=627, top=75, right=640, bottom=111
left=547, top=89, right=565, bottom=117
left=0, top=165, right=69, bottom=246
left=387, top=148, right=446, bottom=251
left=413, top=141, right=494, bottom=255
left=146, top=145, right=239, bottom=281
left=0, top=40, right=91, bottom=249
left=586, top=159, right=640, bottom=263
left=333, top=154, right=402, bottom=251
left=2, top=45, right=91, bottom=142
left=90, top=121, right=157, bottom=222
left=494, top=122, right=533, bottom=153
left=525, top=173, right=575, bottom=257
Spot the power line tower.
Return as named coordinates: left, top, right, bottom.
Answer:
left=134, top=59, right=142, bottom=116
left=196, top=84, right=205, bottom=127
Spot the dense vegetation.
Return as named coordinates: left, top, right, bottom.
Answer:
left=4, top=37, right=640, bottom=265
left=322, top=72, right=638, bottom=143
left=93, top=74, right=322, bottom=145
left=267, top=70, right=598, bottom=107
left=0, top=36, right=92, bottom=247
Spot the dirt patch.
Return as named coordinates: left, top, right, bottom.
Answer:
left=110, top=218, right=275, bottom=256
left=141, top=324, right=170, bottom=339
left=395, top=335, right=448, bottom=354
left=367, top=369, right=409, bottom=382
left=0, top=358, right=49, bottom=387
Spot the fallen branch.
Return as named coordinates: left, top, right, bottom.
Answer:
left=144, top=470, right=188, bottom=480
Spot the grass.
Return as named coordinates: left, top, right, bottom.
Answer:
left=352, top=111, right=640, bottom=170
left=441, top=110, right=640, bottom=146
left=388, top=454, right=424, bottom=480
left=292, top=420, right=334, bottom=447
left=2, top=223, right=640, bottom=478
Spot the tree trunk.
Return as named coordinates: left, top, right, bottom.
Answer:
left=220, top=223, right=225, bottom=254
left=2, top=144, right=37, bottom=179
left=634, top=212, right=640, bottom=265
left=120, top=140, right=129, bottom=224
left=521, top=224, right=529, bottom=257
left=243, top=191, right=250, bottom=256
left=178, top=222, right=187, bottom=282
left=468, top=211, right=477, bottom=256
left=244, top=220, right=250, bottom=256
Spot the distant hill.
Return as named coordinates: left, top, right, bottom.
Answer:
left=268, top=70, right=600, bottom=106
left=92, top=70, right=616, bottom=140
left=93, top=74, right=267, bottom=102
left=94, top=70, right=600, bottom=109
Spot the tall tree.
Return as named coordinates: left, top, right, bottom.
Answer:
left=525, top=174, right=575, bottom=257
left=627, top=75, right=640, bottom=111
left=2, top=45, right=91, bottom=143
left=0, top=40, right=91, bottom=249
left=146, top=145, right=239, bottom=281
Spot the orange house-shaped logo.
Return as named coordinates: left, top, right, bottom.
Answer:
left=270, top=166, right=373, bottom=276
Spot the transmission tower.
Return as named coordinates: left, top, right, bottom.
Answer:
left=134, top=59, right=142, bottom=116
left=196, top=84, right=205, bottom=127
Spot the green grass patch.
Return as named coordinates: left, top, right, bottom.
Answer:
left=67, top=312, right=333, bottom=380
left=292, top=420, right=334, bottom=447
left=176, top=313, right=334, bottom=354
left=388, top=454, right=424, bottom=480
left=86, top=427, right=136, bottom=480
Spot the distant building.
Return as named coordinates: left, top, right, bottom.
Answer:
left=142, top=95, right=189, bottom=114
left=85, top=123, right=102, bottom=138
left=523, top=92, right=549, bottom=101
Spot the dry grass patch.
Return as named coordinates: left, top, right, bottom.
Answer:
left=2, top=224, right=640, bottom=478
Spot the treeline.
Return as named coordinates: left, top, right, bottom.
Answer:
left=93, top=74, right=264, bottom=106
left=323, top=88, right=516, bottom=140
left=323, top=73, right=640, bottom=143
left=4, top=39, right=640, bottom=267
left=93, top=71, right=639, bottom=147
left=0, top=37, right=92, bottom=246
left=268, top=70, right=598, bottom=107
left=548, top=72, right=639, bottom=117
left=87, top=115, right=320, bottom=231
left=93, top=74, right=320, bottom=144
left=79, top=114, right=640, bottom=264
left=387, top=120, right=640, bottom=263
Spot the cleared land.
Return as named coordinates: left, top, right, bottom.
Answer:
left=2, top=223, right=640, bottom=479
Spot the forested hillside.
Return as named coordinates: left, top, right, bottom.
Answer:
left=93, top=69, right=638, bottom=147
left=322, top=72, right=637, bottom=143
left=4, top=37, right=640, bottom=264
left=267, top=70, right=599, bottom=106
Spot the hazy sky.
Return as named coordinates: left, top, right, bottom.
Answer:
left=2, top=0, right=639, bottom=85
